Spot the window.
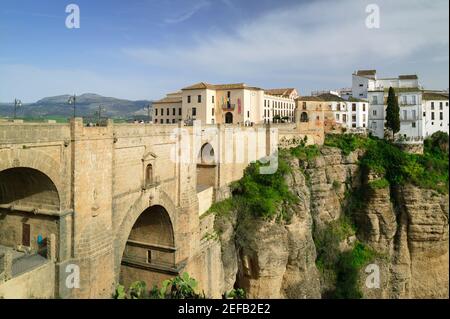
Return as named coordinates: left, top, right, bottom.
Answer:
left=145, top=164, right=153, bottom=186
left=372, top=110, right=377, bottom=116
left=372, top=96, right=378, bottom=105
left=440, top=102, right=443, bottom=110
left=22, top=223, right=30, bottom=247
left=402, top=96, right=407, bottom=105
left=187, top=95, right=191, bottom=103
left=412, top=96, right=416, bottom=104
left=352, top=103, right=357, bottom=112
left=166, top=119, right=170, bottom=124
left=212, top=96, right=215, bottom=103
left=179, top=108, right=182, bottom=116
left=412, top=110, right=416, bottom=119
left=359, top=84, right=364, bottom=87
left=352, top=115, right=357, bottom=122
left=343, top=114, right=347, bottom=122
left=227, top=91, right=231, bottom=99
left=247, top=111, right=250, bottom=118
left=431, top=112, right=435, bottom=120
left=212, top=108, right=215, bottom=116
left=403, top=110, right=407, bottom=120
left=166, top=109, right=169, bottom=116
left=412, top=122, right=416, bottom=128
left=198, top=95, right=202, bottom=103
left=363, top=104, right=366, bottom=111
left=431, top=102, right=434, bottom=110
left=440, top=112, right=443, bottom=120
left=161, top=108, right=164, bottom=116
left=173, top=108, right=175, bottom=116
left=352, top=123, right=357, bottom=128
left=371, top=121, right=377, bottom=129
left=172, top=119, right=176, bottom=123
left=155, top=119, right=158, bottom=123
left=155, top=109, right=158, bottom=116
left=147, top=250, right=152, bottom=263
left=302, top=102, right=307, bottom=110
left=192, top=107, right=197, bottom=116
left=336, top=114, right=340, bottom=120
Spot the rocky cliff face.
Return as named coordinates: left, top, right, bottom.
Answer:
left=214, top=146, right=449, bottom=299
left=359, top=184, right=449, bottom=299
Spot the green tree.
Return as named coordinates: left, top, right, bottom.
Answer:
left=385, top=87, right=400, bottom=139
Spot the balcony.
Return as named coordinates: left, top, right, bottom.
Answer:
left=222, top=103, right=236, bottom=111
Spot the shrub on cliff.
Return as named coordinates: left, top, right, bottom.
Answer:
left=114, top=273, right=204, bottom=299
left=230, top=157, right=297, bottom=220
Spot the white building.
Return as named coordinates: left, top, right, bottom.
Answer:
left=153, top=82, right=298, bottom=125
left=316, top=93, right=368, bottom=129
left=422, top=92, right=449, bottom=137
left=367, top=87, right=449, bottom=139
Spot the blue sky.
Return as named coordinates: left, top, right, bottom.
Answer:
left=0, top=0, right=448, bottom=102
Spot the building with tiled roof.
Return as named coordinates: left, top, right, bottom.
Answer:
left=153, top=82, right=298, bottom=125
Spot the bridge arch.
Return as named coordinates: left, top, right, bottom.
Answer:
left=0, top=167, right=60, bottom=210
left=114, top=190, right=179, bottom=287
left=0, top=166, right=61, bottom=255
left=0, top=149, right=65, bottom=208
left=119, top=204, right=177, bottom=288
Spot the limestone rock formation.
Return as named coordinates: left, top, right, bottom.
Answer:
left=214, top=146, right=449, bottom=299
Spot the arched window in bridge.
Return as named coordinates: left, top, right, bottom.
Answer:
left=145, top=164, right=153, bottom=187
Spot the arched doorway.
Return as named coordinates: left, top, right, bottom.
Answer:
left=225, top=112, right=233, bottom=124
left=196, top=143, right=217, bottom=190
left=0, top=167, right=60, bottom=258
left=120, top=205, right=177, bottom=289
left=300, top=112, right=309, bottom=122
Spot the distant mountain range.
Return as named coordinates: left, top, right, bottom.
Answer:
left=0, top=93, right=152, bottom=120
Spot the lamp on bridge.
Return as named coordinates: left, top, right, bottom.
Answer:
left=13, top=99, right=22, bottom=119
left=68, top=95, right=76, bottom=118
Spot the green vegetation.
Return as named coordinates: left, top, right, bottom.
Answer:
left=333, top=242, right=376, bottom=299
left=386, top=87, right=400, bottom=138
left=324, top=134, right=370, bottom=155
left=114, top=272, right=204, bottom=299
left=314, top=217, right=355, bottom=274
left=368, top=178, right=390, bottom=189
left=22, top=116, right=69, bottom=123
left=314, top=217, right=375, bottom=299
left=114, top=273, right=246, bottom=300
left=230, top=156, right=297, bottom=221
left=324, top=133, right=448, bottom=194
left=288, top=143, right=320, bottom=162
left=223, top=288, right=246, bottom=299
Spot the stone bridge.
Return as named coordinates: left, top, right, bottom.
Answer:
left=0, top=118, right=323, bottom=298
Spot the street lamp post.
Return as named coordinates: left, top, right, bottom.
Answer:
left=146, top=104, right=151, bottom=123
left=68, top=95, right=76, bottom=118
left=13, top=99, right=22, bottom=119
left=96, top=105, right=105, bottom=125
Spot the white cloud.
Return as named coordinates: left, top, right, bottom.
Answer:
left=164, top=0, right=210, bottom=24
left=124, top=0, right=449, bottom=92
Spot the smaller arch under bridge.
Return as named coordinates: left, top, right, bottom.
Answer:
left=0, top=118, right=316, bottom=298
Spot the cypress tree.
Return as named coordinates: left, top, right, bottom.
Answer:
left=385, top=87, right=400, bottom=139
